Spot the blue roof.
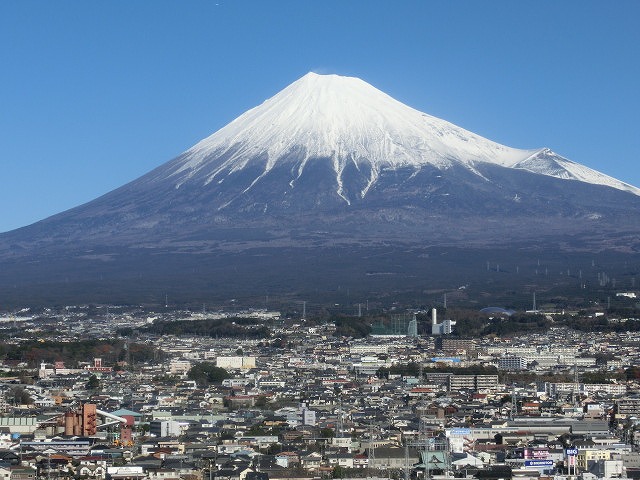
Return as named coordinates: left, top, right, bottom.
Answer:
left=110, top=408, right=142, bottom=418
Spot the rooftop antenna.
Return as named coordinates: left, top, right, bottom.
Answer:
left=336, top=395, right=344, bottom=437
left=125, top=339, right=131, bottom=369
left=404, top=439, right=410, bottom=480
left=358, top=303, right=362, bottom=317
left=443, top=293, right=447, bottom=309
left=367, top=422, right=376, bottom=478
left=572, top=363, right=580, bottom=406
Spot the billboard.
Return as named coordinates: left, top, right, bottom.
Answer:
left=524, top=460, right=554, bottom=468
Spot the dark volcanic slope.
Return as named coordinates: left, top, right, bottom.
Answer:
left=2, top=160, right=639, bottom=255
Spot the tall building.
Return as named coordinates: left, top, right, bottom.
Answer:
left=449, top=375, right=498, bottom=392
left=408, top=316, right=418, bottom=337
left=436, top=337, right=476, bottom=353
left=498, top=356, right=527, bottom=370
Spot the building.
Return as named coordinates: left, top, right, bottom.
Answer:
left=436, top=337, right=476, bottom=353
left=149, top=420, right=183, bottom=437
left=616, top=397, right=640, bottom=417
left=168, top=360, right=192, bottom=376
left=576, top=449, right=612, bottom=470
left=498, top=356, right=527, bottom=371
left=216, top=356, right=256, bottom=370
left=431, top=308, right=456, bottom=335
left=349, top=344, right=389, bottom=355
left=85, top=358, right=113, bottom=373
left=449, top=375, right=499, bottom=392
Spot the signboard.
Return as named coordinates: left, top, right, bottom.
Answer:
left=524, top=448, right=550, bottom=459
left=450, top=428, right=471, bottom=436
left=524, top=460, right=554, bottom=468
left=566, top=448, right=579, bottom=456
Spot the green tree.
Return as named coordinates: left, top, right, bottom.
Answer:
left=320, top=427, right=335, bottom=438
left=7, top=386, right=32, bottom=405
left=86, top=374, right=100, bottom=390
left=187, top=362, right=231, bottom=386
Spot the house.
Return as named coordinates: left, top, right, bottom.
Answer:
left=300, top=452, right=322, bottom=471
left=274, top=452, right=299, bottom=468
left=326, top=453, right=354, bottom=468
left=146, top=468, right=180, bottom=480
left=76, top=464, right=106, bottom=479
left=9, top=467, right=36, bottom=480
left=353, top=453, right=368, bottom=469
left=370, top=447, right=418, bottom=470
left=213, top=467, right=254, bottom=480
left=106, top=466, right=146, bottom=480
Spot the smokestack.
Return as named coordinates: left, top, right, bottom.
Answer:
left=431, top=308, right=437, bottom=325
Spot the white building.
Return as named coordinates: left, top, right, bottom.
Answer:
left=216, top=356, right=256, bottom=370
left=168, top=360, right=192, bottom=376
left=431, top=308, right=456, bottom=335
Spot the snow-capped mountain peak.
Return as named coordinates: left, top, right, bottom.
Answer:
left=153, top=72, right=638, bottom=199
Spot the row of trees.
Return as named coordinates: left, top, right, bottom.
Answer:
left=144, top=318, right=270, bottom=338
left=0, top=339, right=159, bottom=368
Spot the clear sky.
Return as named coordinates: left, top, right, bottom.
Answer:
left=1, top=1, right=639, bottom=233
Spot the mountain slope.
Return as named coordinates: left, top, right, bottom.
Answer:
left=129, top=73, right=637, bottom=207
left=1, top=72, right=639, bottom=303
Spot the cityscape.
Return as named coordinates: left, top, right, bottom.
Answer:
left=0, top=300, right=640, bottom=480
left=2, top=3, right=640, bottom=480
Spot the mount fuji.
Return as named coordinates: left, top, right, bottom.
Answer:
left=1, top=73, right=640, bottom=304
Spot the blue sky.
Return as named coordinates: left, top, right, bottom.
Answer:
left=1, top=1, right=639, bottom=233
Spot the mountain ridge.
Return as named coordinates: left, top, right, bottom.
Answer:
left=1, top=73, right=639, bottom=304
left=151, top=72, right=639, bottom=202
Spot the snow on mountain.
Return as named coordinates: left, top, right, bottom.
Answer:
left=156, top=72, right=639, bottom=199
left=513, top=148, right=640, bottom=195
